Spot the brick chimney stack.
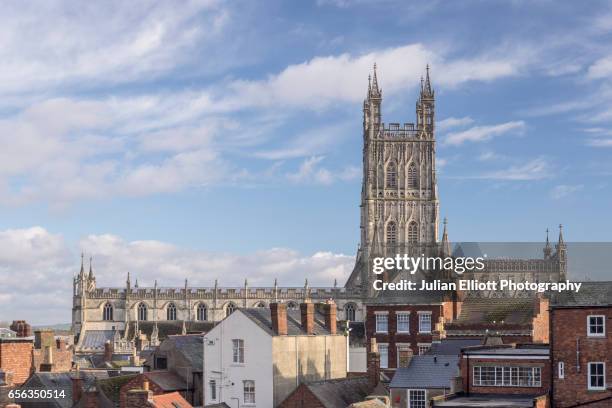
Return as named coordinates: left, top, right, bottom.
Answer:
left=9, top=321, right=32, bottom=338
left=126, top=381, right=153, bottom=408
left=270, top=303, right=288, bottom=335
left=72, top=372, right=83, bottom=405
left=300, top=302, right=315, bottom=335
left=323, top=301, right=337, bottom=335
left=104, top=341, right=113, bottom=363
left=367, top=338, right=380, bottom=389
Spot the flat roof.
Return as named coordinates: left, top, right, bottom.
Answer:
left=434, top=395, right=537, bottom=407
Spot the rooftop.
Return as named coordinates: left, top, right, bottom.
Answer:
left=390, top=355, right=459, bottom=389
left=428, top=339, right=482, bottom=356
left=433, top=394, right=540, bottom=407
left=150, top=391, right=192, bottom=408
left=240, top=308, right=338, bottom=336
left=461, top=344, right=549, bottom=357
left=301, top=376, right=384, bottom=408
left=551, top=281, right=612, bottom=308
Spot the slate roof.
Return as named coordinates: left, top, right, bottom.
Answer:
left=82, top=330, right=115, bottom=350
left=241, top=308, right=337, bottom=336
left=160, top=335, right=204, bottom=372
left=461, top=344, right=549, bottom=357
left=96, top=374, right=138, bottom=408
left=18, top=371, right=110, bottom=408
left=128, top=321, right=214, bottom=341
left=302, top=376, right=379, bottom=408
left=144, top=371, right=187, bottom=391
left=551, top=281, right=612, bottom=307
left=366, top=291, right=449, bottom=305
left=428, top=339, right=482, bottom=356
left=450, top=296, right=536, bottom=326
left=389, top=355, right=459, bottom=389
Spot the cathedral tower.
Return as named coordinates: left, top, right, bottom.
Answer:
left=346, top=65, right=440, bottom=293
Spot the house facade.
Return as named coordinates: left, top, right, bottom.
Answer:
left=203, top=302, right=347, bottom=408
left=550, top=282, right=612, bottom=407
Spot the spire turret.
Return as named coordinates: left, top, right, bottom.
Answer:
left=88, top=256, right=94, bottom=281
left=79, top=252, right=85, bottom=277
left=441, top=217, right=451, bottom=257
left=543, top=228, right=552, bottom=259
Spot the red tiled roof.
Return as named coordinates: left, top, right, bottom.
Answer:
left=151, top=392, right=192, bottom=408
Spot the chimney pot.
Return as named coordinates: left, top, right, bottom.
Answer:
left=323, top=302, right=337, bottom=335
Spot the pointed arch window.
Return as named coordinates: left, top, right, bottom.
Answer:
left=103, top=303, right=113, bottom=321
left=138, top=303, right=147, bottom=321
left=255, top=302, right=266, bottom=308
left=408, top=163, right=418, bottom=189
left=197, top=303, right=207, bottom=321
left=226, top=302, right=236, bottom=317
left=167, top=303, right=177, bottom=321
left=386, top=222, right=397, bottom=244
left=287, top=301, right=297, bottom=311
left=345, top=303, right=356, bottom=321
left=386, top=162, right=397, bottom=188
left=408, top=221, right=419, bottom=244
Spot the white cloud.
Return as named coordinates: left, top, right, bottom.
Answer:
left=444, top=121, right=526, bottom=146
left=587, top=56, right=612, bottom=79
left=479, top=157, right=552, bottom=181
left=550, top=184, right=583, bottom=199
left=0, top=227, right=355, bottom=324
left=587, top=138, right=612, bottom=147
left=0, top=1, right=227, bottom=96
left=436, top=116, right=474, bottom=132
left=286, top=156, right=359, bottom=185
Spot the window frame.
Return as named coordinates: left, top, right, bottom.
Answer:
left=588, top=362, right=606, bottom=391
left=587, top=315, right=605, bottom=337
left=243, top=380, right=255, bottom=405
left=232, top=339, right=245, bottom=364
left=396, top=312, right=410, bottom=333
left=209, top=379, right=216, bottom=401
left=166, top=302, right=177, bottom=321
left=378, top=343, right=389, bottom=369
left=103, top=303, right=113, bottom=321
left=197, top=303, right=208, bottom=321
left=407, top=389, right=426, bottom=408
left=418, top=312, right=432, bottom=334
left=375, top=312, right=389, bottom=333
left=558, top=361, right=564, bottom=379
left=473, top=365, right=542, bottom=387
left=137, top=303, right=147, bottom=321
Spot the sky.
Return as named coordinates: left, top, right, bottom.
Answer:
left=1, top=0, right=612, bottom=324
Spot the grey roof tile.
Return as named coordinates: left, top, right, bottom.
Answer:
left=390, top=355, right=459, bottom=389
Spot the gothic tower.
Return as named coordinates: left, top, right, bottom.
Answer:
left=346, top=65, right=440, bottom=293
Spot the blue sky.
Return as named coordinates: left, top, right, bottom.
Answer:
left=0, top=0, right=611, bottom=323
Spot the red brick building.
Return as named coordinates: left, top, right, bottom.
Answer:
left=0, top=338, right=34, bottom=386
left=550, top=282, right=612, bottom=408
left=365, top=293, right=460, bottom=372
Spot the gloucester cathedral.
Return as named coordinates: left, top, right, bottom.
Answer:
left=71, top=66, right=567, bottom=353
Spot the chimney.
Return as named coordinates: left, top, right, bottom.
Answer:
left=300, top=302, right=315, bottom=335
left=270, top=303, right=288, bottom=335
left=367, top=338, right=380, bottom=389
left=84, top=386, right=99, bottom=408
left=56, top=338, right=67, bottom=350
left=397, top=347, right=413, bottom=368
left=323, top=301, right=337, bottom=335
left=104, top=341, right=113, bottom=363
left=72, top=373, right=83, bottom=405
left=10, top=321, right=32, bottom=337
left=126, top=383, right=152, bottom=408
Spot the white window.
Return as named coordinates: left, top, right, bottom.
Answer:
left=473, top=366, right=541, bottom=387
left=408, top=221, right=418, bottom=244
left=587, top=315, right=605, bottom=337
left=209, top=380, right=216, bottom=400
left=232, top=339, right=244, bottom=363
left=408, top=389, right=426, bottom=408
left=386, top=162, right=397, bottom=188
left=243, top=380, right=255, bottom=404
left=397, top=312, right=410, bottom=333
left=379, top=344, right=389, bottom=369
left=419, top=312, right=432, bottom=333
left=376, top=313, right=388, bottom=333
left=386, top=222, right=397, bottom=244
left=407, top=163, right=418, bottom=189
left=558, top=362, right=564, bottom=379
left=588, top=362, right=605, bottom=390
left=418, top=343, right=431, bottom=355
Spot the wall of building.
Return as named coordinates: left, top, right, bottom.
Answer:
left=349, top=347, right=367, bottom=373
left=0, top=339, right=33, bottom=386
left=551, top=307, right=612, bottom=407
left=203, top=311, right=273, bottom=408
left=272, top=334, right=347, bottom=406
